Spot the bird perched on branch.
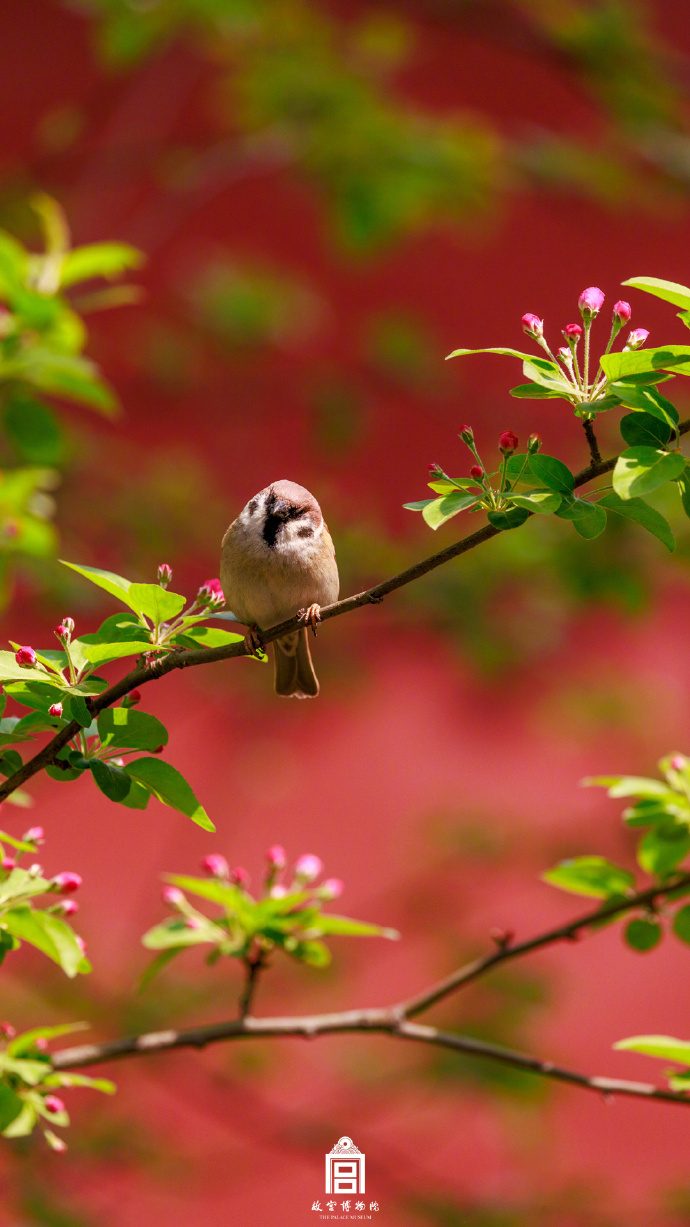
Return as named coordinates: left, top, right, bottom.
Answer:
left=220, top=480, right=339, bottom=698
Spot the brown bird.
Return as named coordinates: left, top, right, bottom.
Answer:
left=220, top=480, right=339, bottom=698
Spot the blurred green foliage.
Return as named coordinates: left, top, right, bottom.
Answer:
left=0, top=194, right=140, bottom=607
left=76, top=0, right=690, bottom=251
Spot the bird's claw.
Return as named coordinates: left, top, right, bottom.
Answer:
left=244, top=626, right=264, bottom=658
left=299, top=604, right=322, bottom=637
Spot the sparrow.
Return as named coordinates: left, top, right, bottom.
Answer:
left=220, top=480, right=339, bottom=698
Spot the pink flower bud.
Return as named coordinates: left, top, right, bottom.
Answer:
left=49, top=1135, right=68, bottom=1153
left=44, top=1095, right=65, bottom=1115
left=23, top=826, right=44, bottom=844
left=15, top=646, right=37, bottom=667
left=521, top=313, right=543, bottom=339
left=162, top=885, right=184, bottom=907
left=578, top=287, right=605, bottom=318
left=428, top=463, right=444, bottom=478
left=28, top=863, right=43, bottom=878
left=48, top=703, right=63, bottom=719
left=265, top=845, right=287, bottom=870
left=230, top=866, right=251, bottom=889
left=320, top=878, right=344, bottom=900
left=613, top=300, right=631, bottom=324
left=0, top=1022, right=16, bottom=1039
left=54, top=624, right=68, bottom=639
left=557, top=346, right=571, bottom=363
left=55, top=899, right=78, bottom=917
left=122, top=689, right=141, bottom=708
left=459, top=425, right=474, bottom=445
left=469, top=465, right=483, bottom=480
left=295, top=854, right=323, bottom=883
left=185, top=916, right=202, bottom=930
left=498, top=430, right=518, bottom=456
left=200, top=854, right=229, bottom=879
left=1, top=858, right=15, bottom=871
left=270, top=884, right=288, bottom=899
left=563, top=323, right=583, bottom=343
left=34, top=1037, right=48, bottom=1052
left=75, top=936, right=87, bottom=955
left=527, top=433, right=542, bottom=454
left=157, top=563, right=173, bottom=587
left=626, top=328, right=649, bottom=350
left=197, top=578, right=225, bottom=607
left=51, top=872, right=81, bottom=895
left=152, top=745, right=164, bottom=754
left=670, top=755, right=686, bottom=771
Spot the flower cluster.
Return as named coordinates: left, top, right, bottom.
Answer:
left=520, top=287, right=648, bottom=415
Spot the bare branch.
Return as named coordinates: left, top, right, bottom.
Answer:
left=48, top=875, right=690, bottom=1106
left=399, top=872, right=690, bottom=1018
left=3, top=424, right=687, bottom=804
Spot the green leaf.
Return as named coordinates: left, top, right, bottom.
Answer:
left=542, top=856, right=635, bottom=898
left=163, top=875, right=245, bottom=910
left=598, top=492, right=675, bottom=552
left=0, top=1083, right=23, bottom=1131
left=445, top=347, right=540, bottom=362
left=677, top=466, right=690, bottom=524
left=609, top=382, right=679, bottom=427
left=289, top=939, right=331, bottom=966
left=622, top=275, right=690, bottom=311
left=141, top=918, right=225, bottom=950
left=638, top=825, right=690, bottom=877
left=308, top=914, right=400, bottom=939
left=7, top=1023, right=88, bottom=1057
left=600, top=346, right=690, bottom=381
left=115, top=778, right=151, bottom=810
left=4, top=681, right=69, bottom=714
left=0, top=867, right=52, bottom=906
left=0, top=651, right=50, bottom=685
left=3, top=393, right=64, bottom=465
left=508, top=489, right=562, bottom=514
left=2, top=1102, right=37, bottom=1138
left=72, top=640, right=150, bottom=669
left=3, top=908, right=87, bottom=977
left=625, top=917, right=662, bottom=951
left=623, top=797, right=686, bottom=827
left=13, top=350, right=118, bottom=414
left=90, top=758, right=132, bottom=803
left=619, top=412, right=672, bottom=449
left=584, top=774, right=672, bottom=798
left=527, top=454, right=574, bottom=493
left=522, top=359, right=572, bottom=395
left=422, top=493, right=478, bottom=530
left=613, top=1034, right=690, bottom=1064
left=509, top=384, right=562, bottom=399
left=124, top=759, right=214, bottom=831
left=672, top=904, right=690, bottom=945
left=486, top=506, right=529, bottom=531
left=60, top=242, right=143, bottom=288
left=556, top=497, right=607, bottom=539
left=403, top=499, right=435, bottom=511
left=612, top=447, right=685, bottom=500
left=44, top=1071, right=115, bottom=1093
left=127, top=583, right=186, bottom=624
left=60, top=561, right=135, bottom=609
left=97, top=708, right=168, bottom=752
left=171, top=626, right=244, bottom=650
left=65, top=695, right=91, bottom=728
left=139, top=947, right=184, bottom=991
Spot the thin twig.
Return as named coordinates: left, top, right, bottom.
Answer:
left=238, top=949, right=265, bottom=1021
left=48, top=875, right=690, bottom=1106
left=1, top=421, right=688, bottom=804
left=398, top=872, right=690, bottom=1018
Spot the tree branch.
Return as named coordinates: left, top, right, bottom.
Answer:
left=1, top=421, right=687, bottom=804
left=48, top=875, right=690, bottom=1106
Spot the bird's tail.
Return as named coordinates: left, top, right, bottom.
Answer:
left=273, top=629, right=319, bottom=699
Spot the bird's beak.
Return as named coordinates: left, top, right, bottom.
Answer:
left=273, top=500, right=289, bottom=519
